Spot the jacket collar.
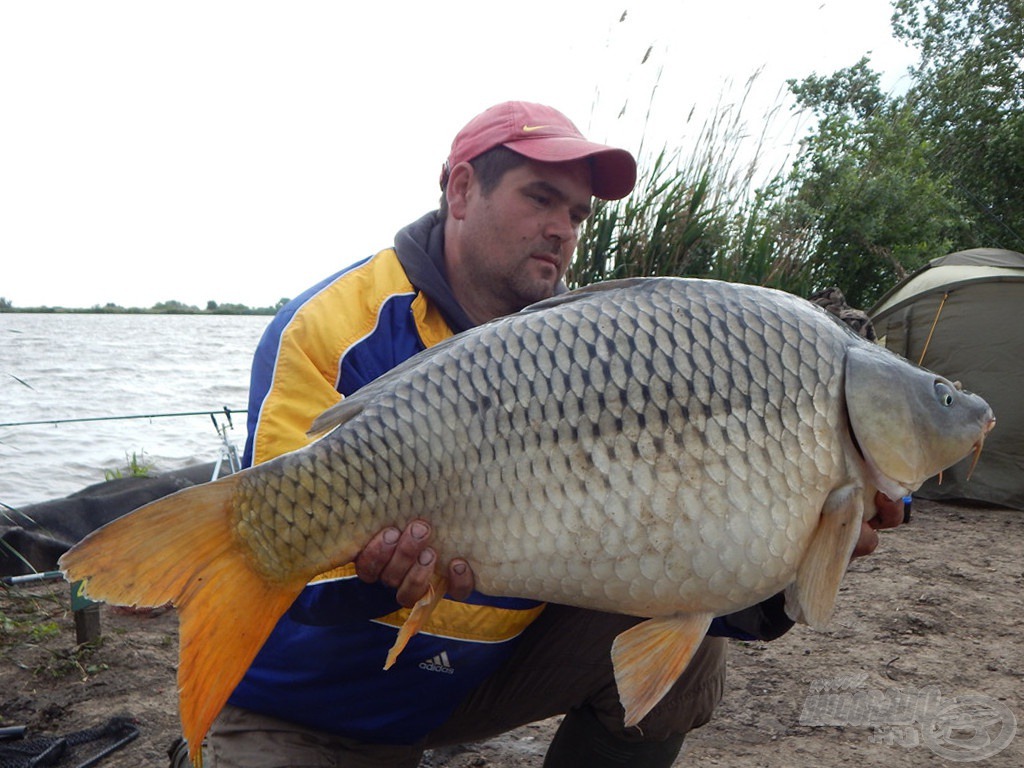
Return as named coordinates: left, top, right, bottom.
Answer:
left=394, top=211, right=476, bottom=334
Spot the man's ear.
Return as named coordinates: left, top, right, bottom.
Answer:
left=445, top=162, right=475, bottom=220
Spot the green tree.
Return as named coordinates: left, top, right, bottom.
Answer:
left=151, top=299, right=199, bottom=314
left=574, top=0, right=1021, bottom=307
left=892, top=0, right=1024, bottom=250
left=784, top=59, right=966, bottom=307
left=781, top=0, right=1023, bottom=306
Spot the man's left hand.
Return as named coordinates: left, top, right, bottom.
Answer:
left=852, top=492, right=904, bottom=558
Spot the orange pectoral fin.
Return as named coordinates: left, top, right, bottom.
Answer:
left=786, top=485, right=864, bottom=628
left=611, top=612, right=714, bottom=728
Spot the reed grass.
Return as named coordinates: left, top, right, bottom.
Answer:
left=572, top=74, right=817, bottom=296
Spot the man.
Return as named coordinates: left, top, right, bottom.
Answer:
left=178, top=101, right=902, bottom=767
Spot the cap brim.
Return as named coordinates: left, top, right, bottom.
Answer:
left=503, top=137, right=637, bottom=200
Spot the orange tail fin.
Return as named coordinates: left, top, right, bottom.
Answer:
left=59, top=474, right=309, bottom=767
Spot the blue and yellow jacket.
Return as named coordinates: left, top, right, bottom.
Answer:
left=230, top=211, right=793, bottom=744
left=232, top=212, right=548, bottom=744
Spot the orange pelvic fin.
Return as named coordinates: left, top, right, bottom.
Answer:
left=611, top=612, right=714, bottom=728
left=59, top=475, right=310, bottom=767
left=384, top=573, right=448, bottom=670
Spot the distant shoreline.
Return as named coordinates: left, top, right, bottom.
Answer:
left=0, top=302, right=282, bottom=316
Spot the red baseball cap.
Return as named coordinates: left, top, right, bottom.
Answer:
left=442, top=101, right=637, bottom=200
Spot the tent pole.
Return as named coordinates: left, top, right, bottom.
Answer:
left=918, top=292, right=949, bottom=366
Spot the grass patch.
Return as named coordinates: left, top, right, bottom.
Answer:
left=0, top=580, right=100, bottom=680
left=103, top=450, right=154, bottom=481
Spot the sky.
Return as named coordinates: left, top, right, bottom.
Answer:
left=1, top=1, right=918, bottom=310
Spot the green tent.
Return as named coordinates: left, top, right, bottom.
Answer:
left=870, top=248, right=1024, bottom=510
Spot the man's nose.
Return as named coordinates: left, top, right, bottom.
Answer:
left=545, top=208, right=576, bottom=244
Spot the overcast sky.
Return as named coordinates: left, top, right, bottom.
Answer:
left=1, top=1, right=917, bottom=309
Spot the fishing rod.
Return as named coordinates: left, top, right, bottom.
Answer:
left=1, top=570, right=64, bottom=586
left=0, top=405, right=246, bottom=429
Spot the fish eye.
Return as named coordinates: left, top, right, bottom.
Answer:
left=934, top=381, right=956, bottom=407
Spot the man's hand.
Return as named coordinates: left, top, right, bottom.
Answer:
left=852, top=492, right=904, bottom=558
left=354, top=519, right=475, bottom=607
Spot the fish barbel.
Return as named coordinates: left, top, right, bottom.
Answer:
left=60, top=277, right=994, bottom=764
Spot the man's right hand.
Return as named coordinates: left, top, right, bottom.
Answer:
left=354, top=519, right=475, bottom=608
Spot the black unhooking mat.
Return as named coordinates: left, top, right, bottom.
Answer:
left=0, top=717, right=138, bottom=768
left=1, top=462, right=223, bottom=577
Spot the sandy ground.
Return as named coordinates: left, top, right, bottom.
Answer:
left=1, top=499, right=1021, bottom=767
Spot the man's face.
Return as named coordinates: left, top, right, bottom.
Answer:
left=448, top=158, right=593, bottom=322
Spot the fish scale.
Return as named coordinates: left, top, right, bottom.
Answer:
left=60, top=276, right=995, bottom=763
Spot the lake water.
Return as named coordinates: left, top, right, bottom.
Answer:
left=0, top=313, right=270, bottom=508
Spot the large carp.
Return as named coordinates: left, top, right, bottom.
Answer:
left=60, top=277, right=993, bottom=764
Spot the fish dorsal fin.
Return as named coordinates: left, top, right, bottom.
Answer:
left=785, top=484, right=864, bottom=628
left=307, top=396, right=365, bottom=436
left=519, top=278, right=655, bottom=315
left=611, top=612, right=714, bottom=728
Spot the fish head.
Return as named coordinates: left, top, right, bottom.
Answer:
left=844, top=344, right=995, bottom=499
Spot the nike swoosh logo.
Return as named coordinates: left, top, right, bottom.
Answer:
left=522, top=125, right=551, bottom=132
